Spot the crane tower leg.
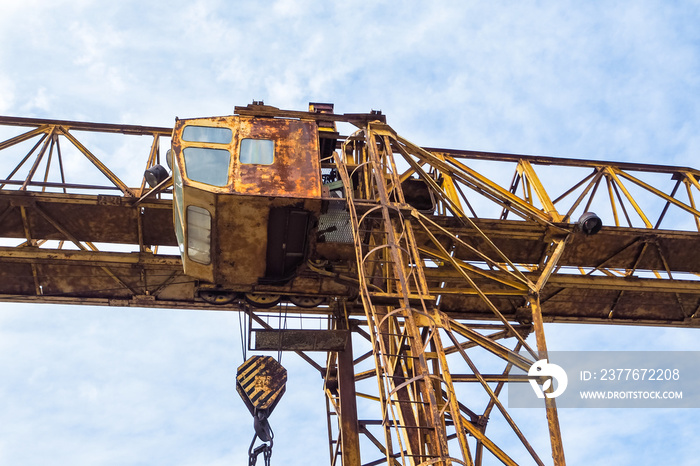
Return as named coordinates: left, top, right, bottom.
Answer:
left=327, top=121, right=568, bottom=465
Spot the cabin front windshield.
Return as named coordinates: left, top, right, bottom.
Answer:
left=183, top=147, right=231, bottom=186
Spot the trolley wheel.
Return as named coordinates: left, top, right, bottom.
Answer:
left=244, top=293, right=282, bottom=308
left=289, top=295, right=326, bottom=308
left=198, top=289, right=237, bottom=305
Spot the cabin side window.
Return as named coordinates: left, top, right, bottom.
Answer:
left=240, top=139, right=274, bottom=165
left=187, top=206, right=212, bottom=264
left=172, top=156, right=185, bottom=256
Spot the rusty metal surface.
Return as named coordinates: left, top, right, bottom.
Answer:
left=418, top=217, right=700, bottom=273
left=234, top=102, right=386, bottom=124
left=0, top=110, right=698, bottom=325
left=0, top=108, right=700, bottom=326
left=171, top=115, right=322, bottom=198
left=0, top=191, right=177, bottom=245
left=236, top=117, right=321, bottom=198
left=253, top=329, right=348, bottom=351
left=212, top=195, right=322, bottom=287
left=236, top=355, right=287, bottom=415
left=0, top=115, right=172, bottom=136
left=428, top=146, right=700, bottom=176
left=0, top=249, right=191, bottom=301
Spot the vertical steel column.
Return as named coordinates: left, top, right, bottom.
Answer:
left=338, top=318, right=361, bottom=466
left=529, top=237, right=568, bottom=466
left=528, top=293, right=566, bottom=466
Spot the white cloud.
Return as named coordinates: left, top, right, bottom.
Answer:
left=20, top=87, right=51, bottom=114
left=0, top=74, right=15, bottom=113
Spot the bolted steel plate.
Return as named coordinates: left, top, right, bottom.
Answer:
left=236, top=355, right=287, bottom=416
left=253, top=329, right=348, bottom=351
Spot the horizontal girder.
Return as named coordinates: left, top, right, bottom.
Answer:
left=0, top=111, right=698, bottom=329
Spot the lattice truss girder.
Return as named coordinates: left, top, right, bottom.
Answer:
left=322, top=118, right=700, bottom=465
left=331, top=121, right=700, bottom=327
left=325, top=123, right=572, bottom=466
left=1, top=114, right=699, bottom=323
left=0, top=117, right=206, bottom=307
left=323, top=314, right=554, bottom=466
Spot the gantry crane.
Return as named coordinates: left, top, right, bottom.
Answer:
left=0, top=103, right=699, bottom=466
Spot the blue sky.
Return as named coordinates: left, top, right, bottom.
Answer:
left=1, top=1, right=700, bottom=464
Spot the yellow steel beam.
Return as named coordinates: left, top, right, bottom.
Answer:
left=534, top=237, right=568, bottom=292
left=444, top=329, right=545, bottom=466
left=20, top=126, right=56, bottom=190
left=419, top=245, right=529, bottom=291
left=0, top=247, right=181, bottom=267
left=447, top=318, right=534, bottom=373
left=603, top=167, right=652, bottom=228
left=613, top=168, right=700, bottom=220
left=443, top=154, right=554, bottom=223
left=546, top=273, right=700, bottom=293
left=0, top=125, right=49, bottom=151
left=518, top=160, right=564, bottom=222
left=528, top=293, right=566, bottom=466
left=683, top=178, right=700, bottom=231
left=58, top=128, right=135, bottom=197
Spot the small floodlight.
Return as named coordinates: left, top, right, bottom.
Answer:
left=144, top=164, right=169, bottom=188
left=578, top=212, right=602, bottom=235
